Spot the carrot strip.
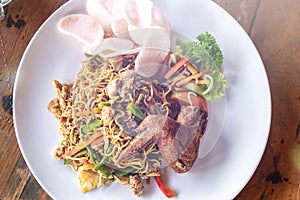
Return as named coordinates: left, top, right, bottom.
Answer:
left=163, top=56, right=188, bottom=79
left=64, top=132, right=102, bottom=158
left=185, top=62, right=198, bottom=75
left=176, top=69, right=208, bottom=87
left=194, top=79, right=208, bottom=85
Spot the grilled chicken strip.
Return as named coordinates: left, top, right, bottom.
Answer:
left=170, top=106, right=208, bottom=173
left=119, top=105, right=208, bottom=173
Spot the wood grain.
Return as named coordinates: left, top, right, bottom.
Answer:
left=0, top=0, right=299, bottom=199
left=218, top=0, right=300, bottom=199
left=234, top=0, right=300, bottom=199
left=214, top=0, right=259, bottom=33
left=0, top=0, right=67, bottom=199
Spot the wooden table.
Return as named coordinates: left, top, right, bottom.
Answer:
left=0, top=0, right=299, bottom=199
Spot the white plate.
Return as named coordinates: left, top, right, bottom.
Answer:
left=13, top=0, right=271, bottom=199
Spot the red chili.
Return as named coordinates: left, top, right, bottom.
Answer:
left=154, top=176, right=176, bottom=198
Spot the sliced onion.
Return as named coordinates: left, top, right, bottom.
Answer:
left=203, top=74, right=214, bottom=95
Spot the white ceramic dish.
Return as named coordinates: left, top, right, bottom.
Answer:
left=1, top=0, right=13, bottom=7
left=13, top=0, right=271, bottom=199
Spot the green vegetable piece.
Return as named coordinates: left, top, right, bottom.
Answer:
left=177, top=32, right=223, bottom=70
left=196, top=32, right=223, bottom=68
left=127, top=102, right=146, bottom=120
left=204, top=70, right=227, bottom=100
left=176, top=32, right=227, bottom=101
left=64, top=148, right=87, bottom=165
left=94, top=156, right=108, bottom=171
left=94, top=144, right=114, bottom=171
left=86, top=146, right=97, bottom=165
left=182, top=82, right=205, bottom=96
left=64, top=159, right=71, bottom=165
left=105, top=144, right=115, bottom=155
left=93, top=144, right=115, bottom=181
left=99, top=165, right=113, bottom=181
left=81, top=120, right=103, bottom=134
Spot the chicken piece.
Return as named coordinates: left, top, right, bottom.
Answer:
left=49, top=80, right=68, bottom=114
left=119, top=106, right=208, bottom=173
left=120, top=68, right=135, bottom=80
left=106, top=78, right=120, bottom=98
left=118, top=116, right=160, bottom=157
left=106, top=70, right=135, bottom=100
left=118, top=70, right=135, bottom=101
left=48, top=98, right=62, bottom=118
left=169, top=110, right=207, bottom=173
left=118, top=115, right=192, bottom=171
left=58, top=14, right=104, bottom=50
left=50, top=80, right=76, bottom=158
left=155, top=115, right=202, bottom=172
left=176, top=105, right=201, bottom=126
left=49, top=80, right=75, bottom=136
left=101, top=106, right=115, bottom=125
left=129, top=175, right=144, bottom=197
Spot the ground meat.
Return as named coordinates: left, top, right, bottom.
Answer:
left=48, top=98, right=62, bottom=119
left=48, top=80, right=73, bottom=119
left=129, top=175, right=144, bottom=197
left=49, top=80, right=77, bottom=159
left=54, top=139, right=70, bottom=159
